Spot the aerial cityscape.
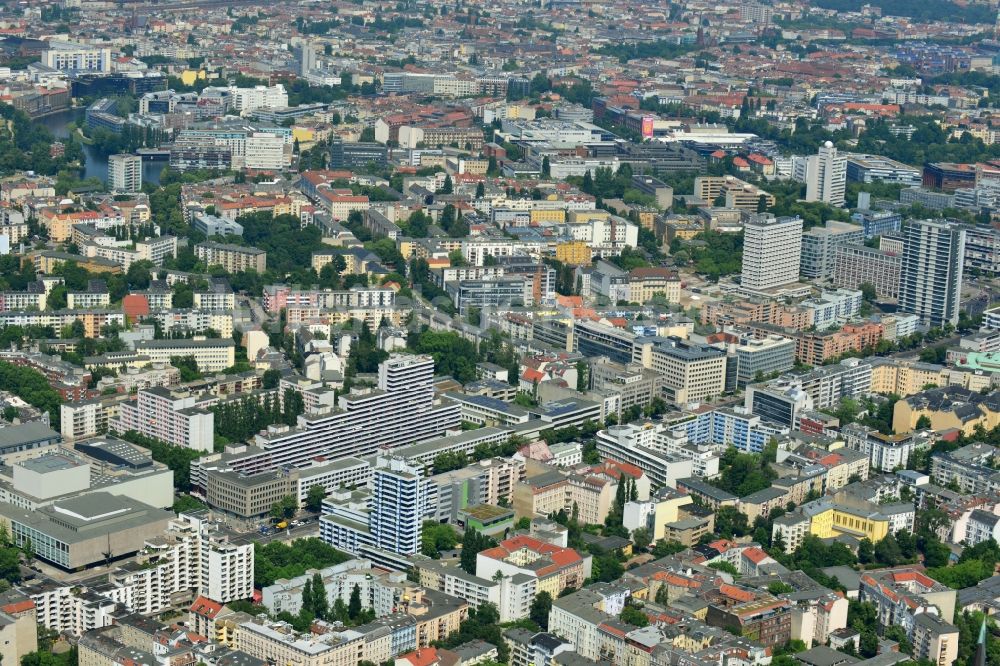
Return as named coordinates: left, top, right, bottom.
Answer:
left=0, top=1, right=997, bottom=666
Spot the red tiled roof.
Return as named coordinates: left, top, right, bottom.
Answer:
left=719, top=584, right=755, bottom=602
left=741, top=547, right=769, bottom=565
left=1, top=600, right=34, bottom=614
left=189, top=596, right=223, bottom=618
left=399, top=648, right=440, bottom=666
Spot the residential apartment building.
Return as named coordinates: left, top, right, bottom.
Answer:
left=859, top=568, right=957, bottom=666
left=194, top=241, right=267, bottom=274
left=694, top=176, right=776, bottom=211
left=111, top=387, right=214, bottom=452
left=477, top=535, right=590, bottom=599
left=235, top=618, right=365, bottom=666
left=512, top=468, right=616, bottom=525
left=321, top=456, right=431, bottom=557
left=132, top=339, right=236, bottom=373
left=802, top=142, right=847, bottom=206
left=111, top=512, right=253, bottom=611
left=108, top=154, right=142, bottom=193
left=595, top=425, right=696, bottom=488
left=898, top=219, right=966, bottom=328
left=833, top=243, right=902, bottom=299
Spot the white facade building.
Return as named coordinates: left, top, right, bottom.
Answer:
left=229, top=84, right=288, bottom=114
left=804, top=141, right=847, bottom=206
left=108, top=154, right=142, bottom=193
left=741, top=216, right=803, bottom=291
left=111, top=387, right=214, bottom=452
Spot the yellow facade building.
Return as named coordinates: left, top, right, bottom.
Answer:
left=530, top=209, right=565, bottom=224
left=807, top=503, right=889, bottom=544
left=869, top=359, right=948, bottom=397
left=556, top=241, right=592, bottom=266
left=567, top=210, right=610, bottom=224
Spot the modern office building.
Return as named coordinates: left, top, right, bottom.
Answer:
left=630, top=174, right=673, bottom=208
left=329, top=139, right=388, bottom=169
left=923, top=162, right=976, bottom=192
left=744, top=381, right=813, bottom=428
left=803, top=142, right=847, bottom=206
left=107, top=154, right=142, bottom=193
left=851, top=209, right=903, bottom=239
left=575, top=319, right=636, bottom=364
left=898, top=219, right=966, bottom=327
left=844, top=154, right=921, bottom=187
left=800, top=220, right=863, bottom=279
left=741, top=216, right=803, bottom=291
left=446, top=277, right=532, bottom=315
left=731, top=335, right=796, bottom=388
left=643, top=337, right=727, bottom=404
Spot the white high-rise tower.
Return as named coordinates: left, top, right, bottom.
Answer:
left=741, top=216, right=804, bottom=292
left=804, top=141, right=846, bottom=207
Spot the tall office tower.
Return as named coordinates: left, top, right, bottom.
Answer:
left=108, top=154, right=142, bottom=193
left=804, top=141, right=846, bottom=206
left=299, top=43, right=316, bottom=75
left=741, top=216, right=803, bottom=291
left=370, top=456, right=430, bottom=556
left=898, top=219, right=966, bottom=328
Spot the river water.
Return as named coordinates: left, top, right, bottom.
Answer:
left=36, top=109, right=166, bottom=186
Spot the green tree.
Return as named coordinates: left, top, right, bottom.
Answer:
left=620, top=606, right=649, bottom=627
left=306, top=485, right=327, bottom=512
left=632, top=527, right=651, bottom=551
left=312, top=572, right=328, bottom=619
left=348, top=583, right=362, bottom=619
left=263, top=369, right=281, bottom=389
left=270, top=494, right=297, bottom=521
left=173, top=495, right=207, bottom=514
left=460, top=529, right=497, bottom=574
left=529, top=591, right=552, bottom=630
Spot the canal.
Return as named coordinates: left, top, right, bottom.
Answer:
left=36, top=109, right=167, bottom=186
